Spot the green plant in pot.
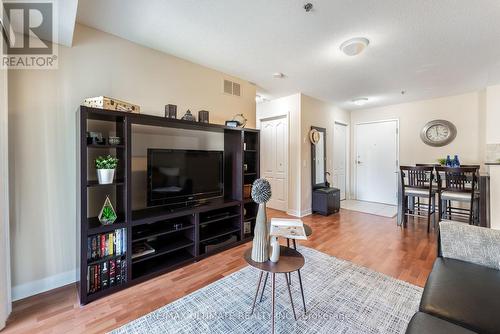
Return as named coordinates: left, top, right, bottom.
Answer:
left=98, top=196, right=117, bottom=225
left=95, top=155, right=118, bottom=184
left=437, top=158, right=447, bottom=166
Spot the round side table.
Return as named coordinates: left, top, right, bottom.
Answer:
left=244, top=246, right=305, bottom=334
left=260, top=223, right=312, bottom=313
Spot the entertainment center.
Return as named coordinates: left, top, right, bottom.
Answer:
left=77, top=106, right=260, bottom=304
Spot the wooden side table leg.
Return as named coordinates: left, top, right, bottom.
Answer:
left=251, top=271, right=263, bottom=315
left=271, top=273, right=276, bottom=334
left=259, top=272, right=269, bottom=302
left=297, top=269, right=306, bottom=314
left=284, top=273, right=297, bottom=320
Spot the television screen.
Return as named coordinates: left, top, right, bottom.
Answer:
left=147, top=149, right=224, bottom=207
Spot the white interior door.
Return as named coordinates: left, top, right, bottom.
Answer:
left=333, top=122, right=347, bottom=200
left=261, top=117, right=288, bottom=211
left=355, top=120, right=398, bottom=205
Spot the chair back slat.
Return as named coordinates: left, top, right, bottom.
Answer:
left=435, top=166, right=478, bottom=193
left=400, top=166, right=434, bottom=190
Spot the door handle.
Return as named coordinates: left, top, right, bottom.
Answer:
left=357, top=160, right=362, bottom=164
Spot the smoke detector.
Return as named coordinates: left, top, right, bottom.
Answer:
left=340, top=37, right=370, bottom=56
left=304, top=3, right=313, bottom=12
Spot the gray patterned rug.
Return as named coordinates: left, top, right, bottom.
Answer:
left=111, top=247, right=421, bottom=334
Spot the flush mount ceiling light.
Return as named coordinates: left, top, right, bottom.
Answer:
left=340, top=37, right=370, bottom=56
left=273, top=72, right=285, bottom=78
left=352, top=97, right=369, bottom=106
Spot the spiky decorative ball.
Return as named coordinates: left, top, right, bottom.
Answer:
left=251, top=178, right=272, bottom=204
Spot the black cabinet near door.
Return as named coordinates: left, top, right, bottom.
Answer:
left=312, top=187, right=340, bottom=216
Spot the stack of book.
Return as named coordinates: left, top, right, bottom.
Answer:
left=86, top=228, right=127, bottom=294
left=87, top=228, right=127, bottom=261
left=87, top=258, right=127, bottom=294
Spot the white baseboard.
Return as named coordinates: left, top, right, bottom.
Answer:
left=286, top=208, right=312, bottom=217
left=12, top=269, right=76, bottom=301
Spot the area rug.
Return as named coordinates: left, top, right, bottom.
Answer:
left=110, top=247, right=421, bottom=334
left=341, top=200, right=397, bottom=218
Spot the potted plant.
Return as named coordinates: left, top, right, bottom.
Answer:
left=437, top=158, right=447, bottom=166
left=95, top=155, right=118, bottom=184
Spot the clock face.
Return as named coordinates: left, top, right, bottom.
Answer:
left=426, top=124, right=450, bottom=142
left=420, top=120, right=457, bottom=147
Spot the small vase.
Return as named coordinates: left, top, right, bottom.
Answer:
left=270, top=236, right=280, bottom=263
left=97, top=169, right=115, bottom=184
left=251, top=203, right=270, bottom=262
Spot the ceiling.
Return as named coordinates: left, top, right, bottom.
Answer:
left=76, top=0, right=500, bottom=110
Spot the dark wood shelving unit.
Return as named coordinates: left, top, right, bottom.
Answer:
left=77, top=106, right=260, bottom=304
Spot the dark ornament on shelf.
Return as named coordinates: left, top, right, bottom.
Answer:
left=198, top=110, right=209, bottom=123
left=225, top=120, right=239, bottom=128
left=165, top=104, right=177, bottom=119
left=87, top=131, right=106, bottom=145
left=181, top=109, right=196, bottom=121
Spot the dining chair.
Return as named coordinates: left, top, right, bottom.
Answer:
left=435, top=166, right=479, bottom=225
left=400, top=166, right=436, bottom=232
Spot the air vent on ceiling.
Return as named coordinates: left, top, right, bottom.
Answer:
left=223, top=79, right=241, bottom=97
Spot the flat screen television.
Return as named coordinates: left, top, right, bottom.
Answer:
left=147, top=149, right=224, bottom=207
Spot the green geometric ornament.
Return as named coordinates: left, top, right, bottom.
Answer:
left=98, top=195, right=117, bottom=225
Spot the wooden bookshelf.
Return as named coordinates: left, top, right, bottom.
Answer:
left=77, top=106, right=260, bottom=304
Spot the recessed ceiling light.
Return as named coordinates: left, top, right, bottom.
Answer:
left=352, top=97, right=369, bottom=106
left=340, top=37, right=370, bottom=56
left=273, top=72, right=285, bottom=78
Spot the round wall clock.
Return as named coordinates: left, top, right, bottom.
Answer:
left=420, top=120, right=457, bottom=147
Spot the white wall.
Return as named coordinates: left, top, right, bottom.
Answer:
left=486, top=85, right=500, bottom=144
left=257, top=93, right=349, bottom=216
left=0, top=56, right=11, bottom=328
left=8, top=24, right=256, bottom=300
left=300, top=94, right=350, bottom=213
left=256, top=94, right=301, bottom=215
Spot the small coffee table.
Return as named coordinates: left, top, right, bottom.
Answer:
left=260, top=223, right=312, bottom=312
left=244, top=246, right=305, bottom=334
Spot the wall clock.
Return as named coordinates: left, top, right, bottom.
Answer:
left=420, top=120, right=457, bottom=147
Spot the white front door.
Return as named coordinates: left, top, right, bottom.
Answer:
left=333, top=122, right=347, bottom=200
left=355, top=120, right=398, bottom=205
left=261, top=116, right=288, bottom=211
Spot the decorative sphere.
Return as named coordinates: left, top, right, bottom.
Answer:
left=251, top=178, right=272, bottom=204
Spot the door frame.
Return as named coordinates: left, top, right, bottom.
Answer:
left=333, top=120, right=349, bottom=200
left=258, top=114, right=289, bottom=212
left=353, top=119, right=400, bottom=203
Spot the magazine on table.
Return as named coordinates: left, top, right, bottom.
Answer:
left=270, top=218, right=307, bottom=240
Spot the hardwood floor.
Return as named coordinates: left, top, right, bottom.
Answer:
left=4, top=208, right=437, bottom=334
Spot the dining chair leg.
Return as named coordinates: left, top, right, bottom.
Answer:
left=251, top=271, right=263, bottom=315
left=284, top=273, right=297, bottom=320
left=427, top=196, right=431, bottom=233
left=259, top=272, right=269, bottom=302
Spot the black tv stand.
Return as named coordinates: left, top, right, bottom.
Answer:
left=77, top=106, right=260, bottom=304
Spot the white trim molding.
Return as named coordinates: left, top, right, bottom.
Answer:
left=286, top=208, right=312, bottom=217
left=12, top=269, right=76, bottom=302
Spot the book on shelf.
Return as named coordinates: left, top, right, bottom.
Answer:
left=87, top=256, right=127, bottom=294
left=269, top=218, right=307, bottom=240
left=87, top=228, right=127, bottom=261
left=132, top=242, right=155, bottom=259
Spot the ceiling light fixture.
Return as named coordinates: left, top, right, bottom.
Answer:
left=273, top=72, right=285, bottom=79
left=304, top=3, right=313, bottom=12
left=340, top=37, right=370, bottom=56
left=352, top=97, right=369, bottom=106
